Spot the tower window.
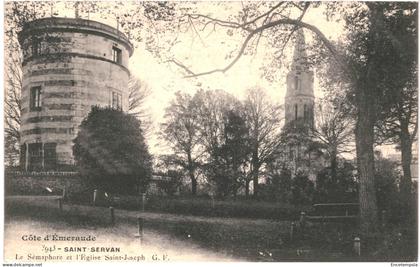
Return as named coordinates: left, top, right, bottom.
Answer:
left=112, top=91, right=122, bottom=110
left=294, top=76, right=299, bottom=90
left=28, top=143, right=42, bottom=171
left=44, top=143, right=57, bottom=170
left=294, top=104, right=298, bottom=120
left=30, top=86, right=42, bottom=111
left=112, top=47, right=122, bottom=64
left=304, top=104, right=307, bottom=120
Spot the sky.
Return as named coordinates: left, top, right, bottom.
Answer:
left=123, top=3, right=345, bottom=154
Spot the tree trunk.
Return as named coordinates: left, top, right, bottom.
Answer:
left=190, top=174, right=197, bottom=195
left=399, top=122, right=413, bottom=209
left=355, top=2, right=384, bottom=234
left=253, top=168, right=259, bottom=198
left=330, top=150, right=338, bottom=199
left=330, top=150, right=338, bottom=184
left=356, top=88, right=378, bottom=233
left=251, top=148, right=260, bottom=197
left=187, top=152, right=197, bottom=195
left=245, top=179, right=250, bottom=197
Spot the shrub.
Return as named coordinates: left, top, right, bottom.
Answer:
left=314, top=161, right=358, bottom=203
left=291, top=171, right=314, bottom=205
left=260, top=167, right=292, bottom=202
left=144, top=196, right=310, bottom=220
left=73, top=106, right=152, bottom=195
left=374, top=156, right=406, bottom=223
left=67, top=193, right=311, bottom=220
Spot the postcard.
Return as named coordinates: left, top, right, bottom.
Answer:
left=3, top=1, right=418, bottom=265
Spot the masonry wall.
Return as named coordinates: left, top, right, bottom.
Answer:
left=5, top=172, right=165, bottom=198
left=5, top=171, right=87, bottom=197
left=284, top=71, right=315, bottom=125
left=19, top=18, right=133, bottom=167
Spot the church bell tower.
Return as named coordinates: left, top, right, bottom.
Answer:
left=284, top=29, right=315, bottom=128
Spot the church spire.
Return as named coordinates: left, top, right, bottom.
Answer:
left=284, top=27, right=314, bottom=127
left=291, top=28, right=309, bottom=71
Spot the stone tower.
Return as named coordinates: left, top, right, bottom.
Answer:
left=281, top=29, right=323, bottom=180
left=18, top=17, right=133, bottom=171
left=284, top=29, right=314, bottom=127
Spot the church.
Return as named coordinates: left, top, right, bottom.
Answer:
left=280, top=29, right=327, bottom=181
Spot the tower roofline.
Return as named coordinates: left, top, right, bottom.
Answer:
left=18, top=17, right=134, bottom=57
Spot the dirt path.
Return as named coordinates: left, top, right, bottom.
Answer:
left=5, top=195, right=293, bottom=262
left=4, top=216, right=240, bottom=262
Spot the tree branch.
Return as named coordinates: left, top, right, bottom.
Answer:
left=181, top=15, right=347, bottom=79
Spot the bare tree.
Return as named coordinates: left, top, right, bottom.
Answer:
left=312, top=99, right=354, bottom=183
left=4, top=2, right=85, bottom=168
left=4, top=57, right=22, bottom=167
left=4, top=2, right=54, bottom=166
left=128, top=76, right=153, bottom=135
left=243, top=87, right=283, bottom=196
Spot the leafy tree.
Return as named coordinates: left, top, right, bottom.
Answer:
left=322, top=2, right=417, bottom=229
left=290, top=171, right=315, bottom=205
left=377, top=82, right=417, bottom=204
left=162, top=89, right=252, bottom=197
left=192, top=89, right=241, bottom=151
left=372, top=4, right=418, bottom=205
left=262, top=164, right=292, bottom=202
left=205, top=109, right=251, bottom=197
left=191, top=89, right=247, bottom=197
left=374, top=151, right=404, bottom=221
left=160, top=91, right=202, bottom=195
left=314, top=160, right=357, bottom=203
left=73, top=106, right=152, bottom=194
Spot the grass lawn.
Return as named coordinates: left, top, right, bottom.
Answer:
left=4, top=196, right=417, bottom=261
left=68, top=193, right=312, bottom=220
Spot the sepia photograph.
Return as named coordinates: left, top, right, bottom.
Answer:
left=2, top=0, right=418, bottom=263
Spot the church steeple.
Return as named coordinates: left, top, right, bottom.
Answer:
left=291, top=29, right=309, bottom=72
left=284, top=28, right=315, bottom=127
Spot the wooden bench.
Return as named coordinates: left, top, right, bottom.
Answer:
left=306, top=202, right=359, bottom=223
